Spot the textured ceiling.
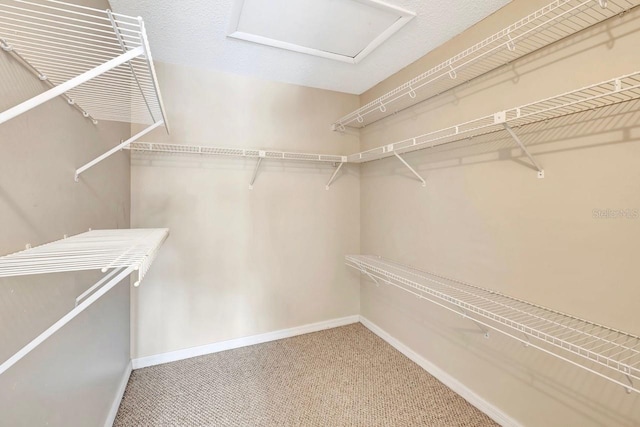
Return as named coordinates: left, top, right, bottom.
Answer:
left=109, top=0, right=511, bottom=94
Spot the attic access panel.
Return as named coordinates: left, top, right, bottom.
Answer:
left=227, top=0, right=415, bottom=64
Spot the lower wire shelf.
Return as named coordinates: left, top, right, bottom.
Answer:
left=346, top=255, right=640, bottom=394
left=0, top=229, right=169, bottom=375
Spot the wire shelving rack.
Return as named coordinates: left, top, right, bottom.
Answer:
left=346, top=255, right=640, bottom=394
left=0, top=0, right=169, bottom=179
left=127, top=141, right=347, bottom=164
left=127, top=141, right=349, bottom=190
left=0, top=228, right=169, bottom=375
left=332, top=0, right=636, bottom=130
left=347, top=71, right=640, bottom=179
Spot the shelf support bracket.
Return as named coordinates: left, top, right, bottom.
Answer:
left=249, top=157, right=263, bottom=190
left=393, top=151, right=426, bottom=186
left=503, top=123, right=545, bottom=178
left=459, top=308, right=490, bottom=338
left=0, top=45, right=144, bottom=126
left=75, top=120, right=164, bottom=181
left=624, top=368, right=634, bottom=394
left=326, top=162, right=345, bottom=190
left=358, top=267, right=380, bottom=287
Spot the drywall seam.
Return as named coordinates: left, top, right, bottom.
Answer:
left=359, top=316, right=523, bottom=427
left=132, top=315, right=360, bottom=369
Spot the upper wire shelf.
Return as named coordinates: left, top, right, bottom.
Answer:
left=0, top=0, right=168, bottom=128
left=347, top=255, right=640, bottom=394
left=348, top=71, right=640, bottom=164
left=127, top=141, right=348, bottom=164
left=332, top=0, right=636, bottom=130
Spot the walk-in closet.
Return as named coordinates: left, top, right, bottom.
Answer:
left=1, top=0, right=639, bottom=425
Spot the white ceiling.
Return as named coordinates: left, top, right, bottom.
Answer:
left=109, top=0, right=511, bottom=95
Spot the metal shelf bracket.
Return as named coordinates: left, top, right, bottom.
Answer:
left=502, top=122, right=545, bottom=179
left=326, top=162, right=345, bottom=190
left=249, top=152, right=265, bottom=190
left=392, top=149, right=426, bottom=186
left=75, top=121, right=164, bottom=182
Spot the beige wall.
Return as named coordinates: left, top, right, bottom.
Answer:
left=0, top=0, right=132, bottom=424
left=359, top=1, right=640, bottom=426
left=130, top=62, right=360, bottom=359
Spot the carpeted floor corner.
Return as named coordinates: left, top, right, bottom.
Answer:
left=115, top=323, right=497, bottom=426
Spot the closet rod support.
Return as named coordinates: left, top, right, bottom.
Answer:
left=75, top=120, right=164, bottom=181
left=249, top=157, right=263, bottom=190
left=503, top=123, right=544, bottom=178
left=393, top=151, right=426, bottom=186
left=0, top=45, right=144, bottom=126
left=326, top=162, right=345, bottom=190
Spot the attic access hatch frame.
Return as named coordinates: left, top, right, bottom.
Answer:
left=0, top=0, right=169, bottom=179
left=226, top=0, right=416, bottom=64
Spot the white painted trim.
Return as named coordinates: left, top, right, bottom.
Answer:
left=226, top=0, right=415, bottom=64
left=359, top=316, right=522, bottom=427
left=104, top=360, right=132, bottom=427
left=132, top=315, right=360, bottom=369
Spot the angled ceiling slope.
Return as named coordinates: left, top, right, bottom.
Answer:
left=227, top=0, right=416, bottom=64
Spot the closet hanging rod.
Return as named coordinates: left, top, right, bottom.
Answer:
left=347, top=255, right=640, bottom=394
left=331, top=0, right=636, bottom=130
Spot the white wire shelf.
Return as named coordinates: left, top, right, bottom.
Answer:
left=347, top=255, right=640, bottom=394
left=348, top=71, right=640, bottom=164
left=332, top=0, right=636, bottom=130
left=0, top=228, right=169, bottom=285
left=0, top=0, right=168, bottom=128
left=127, top=141, right=348, bottom=164
left=0, top=228, right=169, bottom=376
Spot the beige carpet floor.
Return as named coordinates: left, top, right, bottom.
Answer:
left=115, top=323, right=497, bottom=426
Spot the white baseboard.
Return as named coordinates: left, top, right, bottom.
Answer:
left=104, top=360, right=132, bottom=427
left=359, top=316, right=522, bottom=427
left=132, top=315, right=360, bottom=370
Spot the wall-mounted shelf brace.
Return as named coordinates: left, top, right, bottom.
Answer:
left=126, top=142, right=349, bottom=190
left=249, top=155, right=263, bottom=190
left=75, top=121, right=164, bottom=182
left=326, top=162, right=344, bottom=190
left=0, top=0, right=169, bottom=134
left=347, top=255, right=640, bottom=394
left=331, top=0, right=634, bottom=129
left=0, top=228, right=169, bottom=376
left=392, top=150, right=426, bottom=186
left=502, top=122, right=544, bottom=178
